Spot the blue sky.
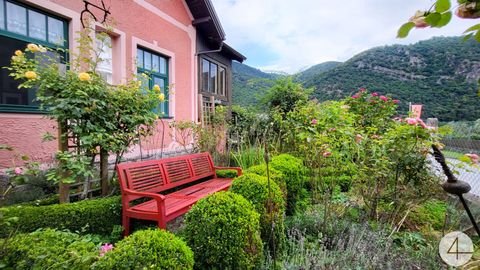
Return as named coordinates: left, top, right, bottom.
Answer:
left=211, top=0, right=474, bottom=74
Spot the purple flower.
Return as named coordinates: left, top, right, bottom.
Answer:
left=100, top=243, right=113, bottom=257
left=14, top=167, right=23, bottom=175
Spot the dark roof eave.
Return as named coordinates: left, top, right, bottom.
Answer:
left=222, top=43, right=246, bottom=63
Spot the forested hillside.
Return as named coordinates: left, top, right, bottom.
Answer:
left=297, top=37, right=480, bottom=121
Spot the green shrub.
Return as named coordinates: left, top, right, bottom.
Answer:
left=94, top=229, right=194, bottom=270
left=215, top=169, right=238, bottom=178
left=231, top=173, right=286, bottom=254
left=245, top=164, right=288, bottom=200
left=0, top=196, right=121, bottom=237
left=2, top=229, right=98, bottom=269
left=409, top=200, right=447, bottom=231
left=184, top=191, right=263, bottom=269
left=270, top=154, right=307, bottom=215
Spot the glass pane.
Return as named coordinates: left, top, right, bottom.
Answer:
left=96, top=34, right=112, bottom=72
left=28, top=10, right=46, bottom=40
left=144, top=51, right=152, bottom=71
left=152, top=55, right=159, bottom=72
left=159, top=57, right=167, bottom=74
left=0, top=0, right=5, bottom=30
left=219, top=67, right=226, bottom=96
left=6, top=2, right=26, bottom=35
left=153, top=76, right=167, bottom=115
left=209, top=63, right=217, bottom=94
left=48, top=17, right=64, bottom=45
left=137, top=48, right=143, bottom=68
left=201, top=59, right=209, bottom=92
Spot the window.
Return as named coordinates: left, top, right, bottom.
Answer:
left=137, top=47, right=169, bottom=116
left=0, top=0, right=68, bottom=112
left=200, top=58, right=227, bottom=98
left=96, top=33, right=112, bottom=84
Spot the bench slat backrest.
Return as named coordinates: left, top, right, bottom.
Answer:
left=117, top=152, right=216, bottom=196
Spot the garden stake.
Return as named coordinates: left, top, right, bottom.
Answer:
left=432, top=144, right=480, bottom=237
left=264, top=144, right=276, bottom=263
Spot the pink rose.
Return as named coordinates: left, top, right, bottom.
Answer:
left=100, top=243, right=114, bottom=257
left=14, top=167, right=23, bottom=175
left=380, top=96, right=388, bottom=102
left=466, top=154, right=479, bottom=164
left=311, top=119, right=318, bottom=125
left=355, top=134, right=363, bottom=143
left=359, top=88, right=366, bottom=93
left=417, top=118, right=427, bottom=129
left=393, top=100, right=400, bottom=104
left=406, top=118, right=417, bottom=125
left=371, top=92, right=379, bottom=97
left=323, top=151, right=332, bottom=158
left=352, top=94, right=360, bottom=99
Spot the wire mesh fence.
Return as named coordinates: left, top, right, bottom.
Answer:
left=436, top=138, right=480, bottom=199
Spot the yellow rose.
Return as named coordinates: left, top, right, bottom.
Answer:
left=25, top=71, right=37, bottom=80
left=78, top=72, right=91, bottom=81
left=38, top=45, right=47, bottom=53
left=158, top=93, right=165, bottom=102
left=27, top=44, right=40, bottom=52
left=153, top=84, right=161, bottom=93
left=14, top=50, right=23, bottom=56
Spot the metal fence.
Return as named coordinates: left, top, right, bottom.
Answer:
left=438, top=139, right=480, bottom=199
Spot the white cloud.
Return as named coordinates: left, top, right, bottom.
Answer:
left=211, top=0, right=474, bottom=73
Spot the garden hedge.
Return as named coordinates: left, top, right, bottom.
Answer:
left=269, top=154, right=307, bottom=215
left=2, top=229, right=98, bottom=270
left=0, top=196, right=121, bottom=237
left=93, top=229, right=194, bottom=270
left=184, top=191, right=263, bottom=269
left=245, top=164, right=288, bottom=201
left=215, top=169, right=239, bottom=178
left=231, top=173, right=285, bottom=254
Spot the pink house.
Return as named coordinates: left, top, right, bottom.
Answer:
left=0, top=0, right=245, bottom=168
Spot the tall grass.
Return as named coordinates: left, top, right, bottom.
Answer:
left=230, top=146, right=265, bottom=169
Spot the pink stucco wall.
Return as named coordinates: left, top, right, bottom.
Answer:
left=0, top=0, right=198, bottom=168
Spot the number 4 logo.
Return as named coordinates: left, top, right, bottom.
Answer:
left=440, top=231, right=474, bottom=267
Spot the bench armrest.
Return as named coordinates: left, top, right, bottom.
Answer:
left=214, top=166, right=243, bottom=177
left=122, top=188, right=166, bottom=213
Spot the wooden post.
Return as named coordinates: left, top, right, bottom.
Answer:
left=58, top=120, right=70, bottom=203
left=100, top=147, right=109, bottom=196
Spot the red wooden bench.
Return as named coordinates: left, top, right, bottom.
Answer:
left=116, top=152, right=242, bottom=235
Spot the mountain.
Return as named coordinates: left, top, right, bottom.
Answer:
left=297, top=37, right=480, bottom=121
left=232, top=62, right=280, bottom=107
left=295, top=61, right=342, bottom=82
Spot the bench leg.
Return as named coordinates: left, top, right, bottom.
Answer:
left=123, top=215, right=130, bottom=236
left=157, top=218, right=167, bottom=230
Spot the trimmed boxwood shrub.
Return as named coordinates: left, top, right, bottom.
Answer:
left=0, top=196, right=121, bottom=237
left=245, top=164, right=287, bottom=201
left=269, top=154, right=307, bottom=215
left=231, top=173, right=285, bottom=254
left=93, top=229, right=194, bottom=270
left=2, top=229, right=98, bottom=269
left=215, top=169, right=238, bottom=178
left=184, top=191, right=263, bottom=269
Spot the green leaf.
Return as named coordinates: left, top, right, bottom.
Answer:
left=425, top=12, right=442, bottom=26
left=463, top=33, right=474, bottom=42
left=435, top=0, right=451, bottom=13
left=436, top=12, right=452, bottom=27
left=474, top=30, right=480, bottom=43
left=397, top=22, right=415, bottom=38
left=464, top=23, right=480, bottom=34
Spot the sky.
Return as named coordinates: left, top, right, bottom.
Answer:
left=210, top=0, right=474, bottom=74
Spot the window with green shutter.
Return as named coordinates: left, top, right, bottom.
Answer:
left=0, top=0, right=68, bottom=113
left=137, top=47, right=170, bottom=117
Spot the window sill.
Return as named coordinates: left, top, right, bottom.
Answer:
left=0, top=105, right=47, bottom=114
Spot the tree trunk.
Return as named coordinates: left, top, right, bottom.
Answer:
left=58, top=120, right=70, bottom=203
left=100, top=148, right=109, bottom=196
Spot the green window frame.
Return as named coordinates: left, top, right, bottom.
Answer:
left=0, top=0, right=68, bottom=113
left=137, top=47, right=169, bottom=117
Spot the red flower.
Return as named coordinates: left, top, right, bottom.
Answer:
left=380, top=96, right=388, bottom=102
left=323, top=151, right=332, bottom=158
left=371, top=92, right=379, bottom=97
left=352, top=94, right=360, bottom=99
left=393, top=99, right=400, bottom=104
